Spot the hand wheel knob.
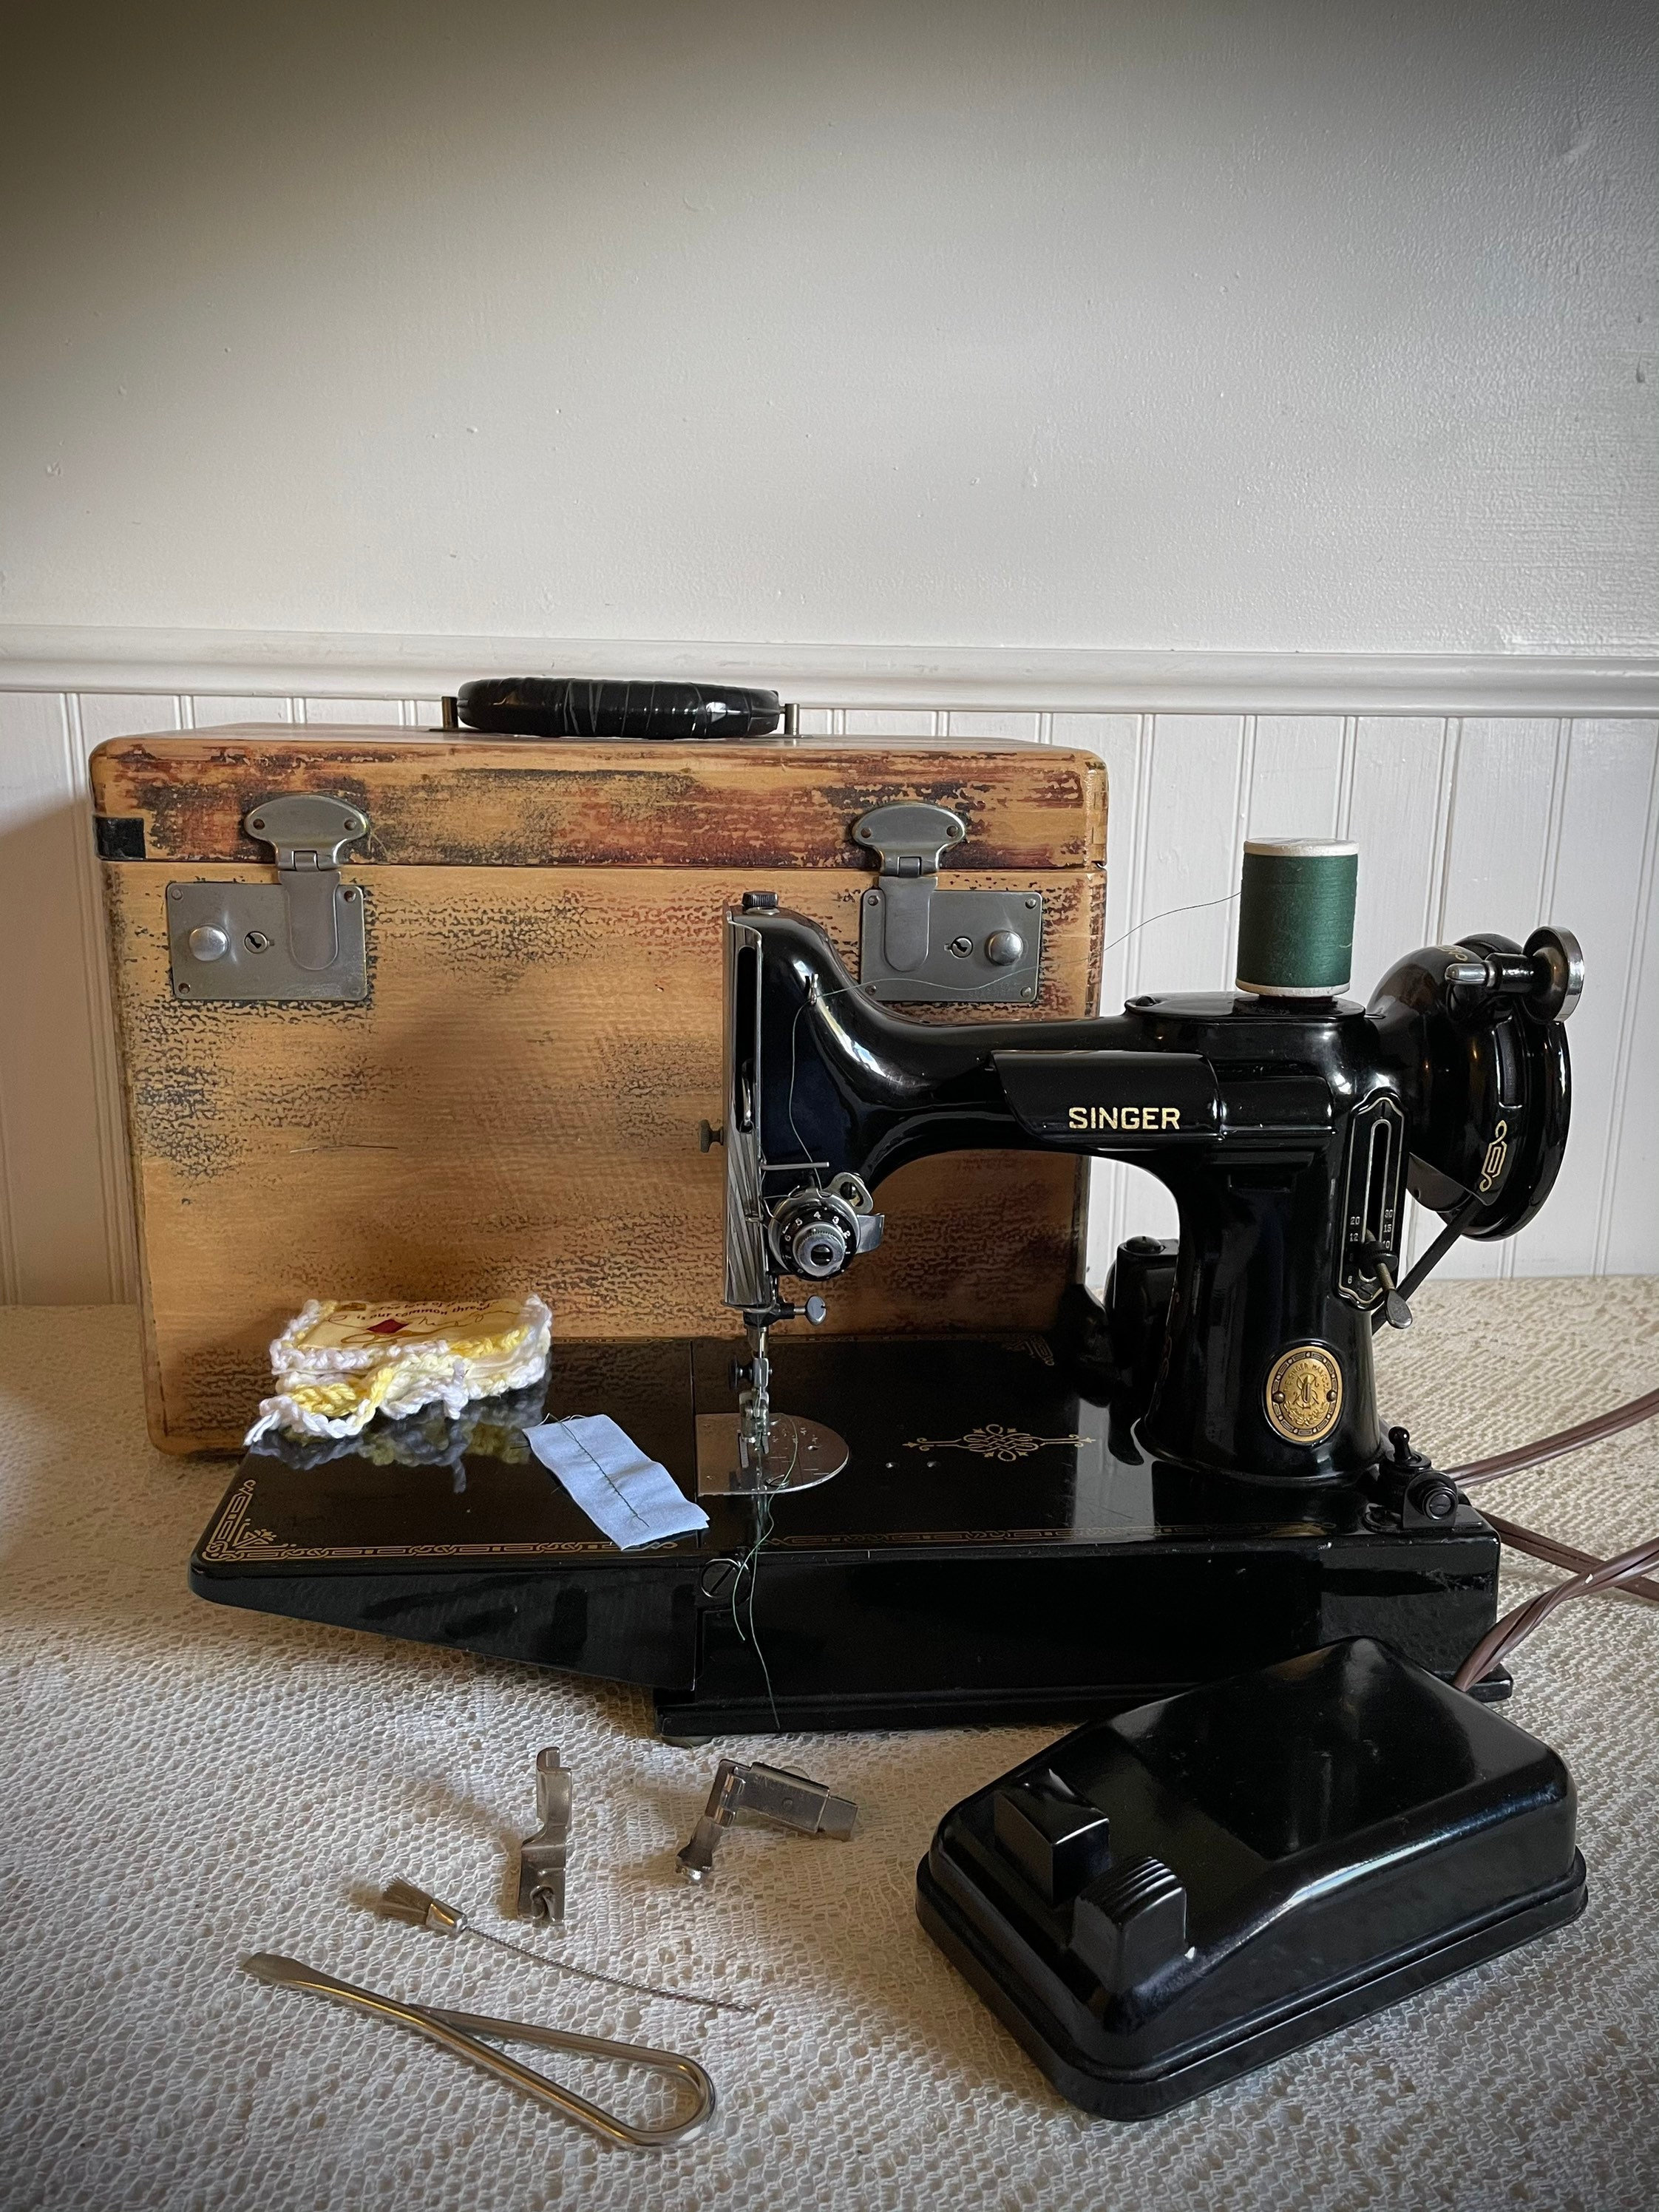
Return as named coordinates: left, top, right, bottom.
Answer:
left=1524, top=926, right=1584, bottom=1022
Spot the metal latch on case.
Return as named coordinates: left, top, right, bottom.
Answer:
left=166, top=795, right=370, bottom=1002
left=852, top=801, right=1044, bottom=1005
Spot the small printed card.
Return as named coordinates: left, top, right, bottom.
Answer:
left=526, top=1413, right=709, bottom=1551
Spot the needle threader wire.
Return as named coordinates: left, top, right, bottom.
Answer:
left=376, top=1880, right=756, bottom=2017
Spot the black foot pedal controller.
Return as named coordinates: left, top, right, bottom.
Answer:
left=917, top=1638, right=1586, bottom=2119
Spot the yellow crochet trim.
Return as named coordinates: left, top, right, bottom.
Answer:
left=245, top=1295, right=553, bottom=1444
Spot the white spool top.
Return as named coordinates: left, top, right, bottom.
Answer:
left=1242, top=839, right=1361, bottom=858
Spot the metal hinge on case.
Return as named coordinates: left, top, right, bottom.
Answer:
left=167, top=795, right=370, bottom=1002
left=852, top=800, right=1044, bottom=1004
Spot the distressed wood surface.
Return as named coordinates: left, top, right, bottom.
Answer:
left=106, top=864, right=1100, bottom=1451
left=89, top=729, right=1108, bottom=872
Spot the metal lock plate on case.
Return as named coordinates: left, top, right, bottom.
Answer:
left=167, top=795, right=369, bottom=1002
left=852, top=801, right=1044, bottom=1004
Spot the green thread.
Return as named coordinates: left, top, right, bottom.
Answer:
left=1235, top=845, right=1358, bottom=994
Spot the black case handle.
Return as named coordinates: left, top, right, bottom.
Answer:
left=455, top=676, right=781, bottom=741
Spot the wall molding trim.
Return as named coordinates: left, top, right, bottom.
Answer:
left=4, top=625, right=1658, bottom=716
left=2, top=674, right=1655, bottom=1299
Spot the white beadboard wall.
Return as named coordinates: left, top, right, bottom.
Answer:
left=0, top=681, right=1655, bottom=1306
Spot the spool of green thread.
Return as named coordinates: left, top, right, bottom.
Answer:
left=1235, top=840, right=1359, bottom=997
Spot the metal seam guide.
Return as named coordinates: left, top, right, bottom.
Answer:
left=677, top=1759, right=858, bottom=1884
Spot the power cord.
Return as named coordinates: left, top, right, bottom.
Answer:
left=1455, top=1527, right=1659, bottom=1692
left=1441, top=1386, right=1659, bottom=1692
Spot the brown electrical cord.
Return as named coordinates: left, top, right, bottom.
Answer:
left=1439, top=1385, right=1659, bottom=1690
left=1453, top=1530, right=1659, bottom=1692
left=1484, top=1511, right=1659, bottom=1609
left=1442, top=1385, right=1659, bottom=1490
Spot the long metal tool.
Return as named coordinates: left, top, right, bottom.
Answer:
left=375, top=1879, right=756, bottom=2016
left=242, top=1953, right=716, bottom=2150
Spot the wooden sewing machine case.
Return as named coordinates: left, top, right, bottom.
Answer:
left=90, top=723, right=1107, bottom=1453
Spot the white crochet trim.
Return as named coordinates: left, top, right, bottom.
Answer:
left=244, top=1297, right=552, bottom=1444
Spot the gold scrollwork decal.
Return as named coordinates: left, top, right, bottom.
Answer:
left=199, top=1475, right=609, bottom=1561
left=200, top=1479, right=300, bottom=1563
left=905, top=1423, right=1087, bottom=1464
left=1479, top=1118, right=1510, bottom=1193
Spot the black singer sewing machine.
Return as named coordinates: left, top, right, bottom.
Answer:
left=193, top=854, right=1583, bottom=1737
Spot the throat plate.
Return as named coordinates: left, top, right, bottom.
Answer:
left=695, top=1413, right=849, bottom=1496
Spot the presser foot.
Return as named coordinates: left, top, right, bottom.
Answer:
left=693, top=1411, right=849, bottom=1496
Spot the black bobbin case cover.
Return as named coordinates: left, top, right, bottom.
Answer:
left=917, top=1638, right=1587, bottom=2119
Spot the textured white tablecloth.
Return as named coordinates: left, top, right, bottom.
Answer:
left=2, top=1284, right=1656, bottom=2212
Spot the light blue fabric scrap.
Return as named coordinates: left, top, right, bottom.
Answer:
left=526, top=1413, right=708, bottom=1550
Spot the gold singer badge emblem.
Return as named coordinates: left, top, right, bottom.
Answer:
left=1265, top=1346, right=1343, bottom=1445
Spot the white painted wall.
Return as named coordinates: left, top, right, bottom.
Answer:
left=2, top=0, right=1654, bottom=653
left=1, top=5, right=1654, bottom=1303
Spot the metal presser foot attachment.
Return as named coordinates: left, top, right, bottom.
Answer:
left=517, top=1746, right=571, bottom=1921
left=676, top=1757, right=858, bottom=1883
left=695, top=1313, right=849, bottom=1498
